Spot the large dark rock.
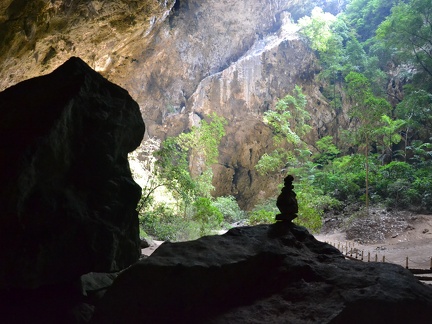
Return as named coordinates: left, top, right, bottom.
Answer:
left=0, top=57, right=145, bottom=289
left=94, top=223, right=432, bottom=324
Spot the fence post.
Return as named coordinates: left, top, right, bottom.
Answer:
left=406, top=257, right=409, bottom=269
left=382, top=255, right=385, bottom=263
left=430, top=257, right=432, bottom=270
left=375, top=254, right=378, bottom=262
left=368, top=252, right=370, bottom=262
left=361, top=250, right=364, bottom=261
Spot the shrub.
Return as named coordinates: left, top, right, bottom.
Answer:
left=192, top=197, right=224, bottom=236
left=295, top=182, right=341, bottom=233
left=412, top=166, right=432, bottom=211
left=139, top=204, right=202, bottom=242
left=139, top=204, right=183, bottom=241
left=211, top=196, right=245, bottom=223
left=247, top=210, right=275, bottom=225
left=247, top=199, right=278, bottom=225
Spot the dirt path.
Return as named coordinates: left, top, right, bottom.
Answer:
left=316, top=213, right=432, bottom=269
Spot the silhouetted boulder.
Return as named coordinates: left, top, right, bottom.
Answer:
left=0, top=57, right=145, bottom=289
left=94, top=223, right=432, bottom=324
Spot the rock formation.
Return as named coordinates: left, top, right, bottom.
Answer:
left=0, top=0, right=348, bottom=209
left=0, top=56, right=145, bottom=289
left=93, top=223, right=432, bottom=323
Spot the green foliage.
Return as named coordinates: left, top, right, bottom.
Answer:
left=192, top=197, right=224, bottom=236
left=247, top=199, right=278, bottom=225
left=264, top=85, right=310, bottom=142
left=136, top=1, right=432, bottom=241
left=134, top=113, right=228, bottom=241
left=374, top=161, right=432, bottom=209
left=178, top=112, right=227, bottom=167
left=246, top=197, right=279, bottom=225
left=129, top=137, right=163, bottom=211
left=294, top=181, right=341, bottom=233
left=245, top=177, right=341, bottom=233
left=344, top=37, right=368, bottom=74
left=374, top=115, right=406, bottom=160
left=345, top=0, right=403, bottom=41
left=376, top=0, right=432, bottom=88
left=247, top=210, right=275, bottom=226
left=255, top=150, right=295, bottom=175
left=139, top=204, right=197, bottom=242
left=412, top=166, right=432, bottom=210
left=298, top=7, right=337, bottom=52
left=256, top=85, right=312, bottom=175
left=395, top=87, right=432, bottom=141
left=139, top=196, right=231, bottom=242
left=155, top=136, right=196, bottom=204
left=173, top=112, right=227, bottom=197
left=155, top=113, right=227, bottom=202
left=407, top=140, right=432, bottom=164
left=313, top=136, right=340, bottom=165
left=313, top=154, right=374, bottom=202
left=308, top=153, right=432, bottom=212
left=345, top=71, right=392, bottom=145
left=211, top=196, right=245, bottom=223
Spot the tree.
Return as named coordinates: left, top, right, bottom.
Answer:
left=376, top=0, right=432, bottom=90
left=192, top=197, right=223, bottom=236
left=395, top=86, right=432, bottom=151
left=156, top=113, right=227, bottom=200
left=129, top=137, right=166, bottom=212
left=345, top=0, right=404, bottom=41
left=313, top=136, right=340, bottom=166
left=316, top=19, right=347, bottom=144
left=133, top=113, right=228, bottom=241
left=345, top=71, right=392, bottom=210
left=155, top=135, right=197, bottom=205
left=374, top=114, right=406, bottom=162
left=175, top=112, right=227, bottom=197
left=255, top=85, right=312, bottom=175
left=298, top=7, right=337, bottom=52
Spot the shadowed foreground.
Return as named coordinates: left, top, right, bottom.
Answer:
left=94, top=222, right=432, bottom=323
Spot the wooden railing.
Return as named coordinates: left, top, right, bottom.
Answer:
left=325, top=240, right=432, bottom=281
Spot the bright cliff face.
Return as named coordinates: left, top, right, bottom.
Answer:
left=0, top=0, right=345, bottom=209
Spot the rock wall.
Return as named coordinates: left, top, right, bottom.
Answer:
left=0, top=0, right=347, bottom=209
left=145, top=2, right=342, bottom=207
left=0, top=57, right=145, bottom=289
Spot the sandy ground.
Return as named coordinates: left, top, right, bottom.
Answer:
left=141, top=240, right=164, bottom=257
left=316, top=213, right=432, bottom=270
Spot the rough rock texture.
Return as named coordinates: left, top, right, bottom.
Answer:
left=0, top=57, right=145, bottom=289
left=93, top=223, right=432, bottom=324
left=118, top=1, right=346, bottom=208
left=0, top=0, right=348, bottom=209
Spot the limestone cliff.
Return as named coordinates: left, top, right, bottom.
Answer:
left=0, top=0, right=347, bottom=209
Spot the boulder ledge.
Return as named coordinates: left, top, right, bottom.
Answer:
left=94, top=223, right=432, bottom=323
left=0, top=57, right=145, bottom=289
